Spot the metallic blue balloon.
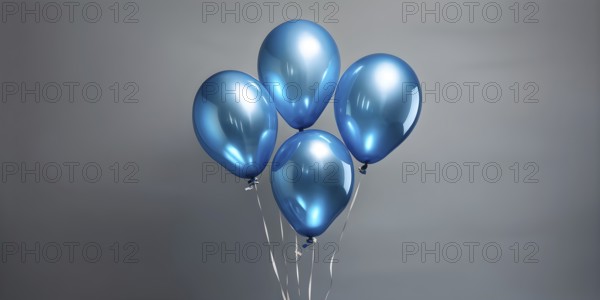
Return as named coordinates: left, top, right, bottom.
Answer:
left=258, top=20, right=340, bottom=130
left=193, top=70, right=278, bottom=179
left=271, top=130, right=354, bottom=238
left=334, top=54, right=422, bottom=164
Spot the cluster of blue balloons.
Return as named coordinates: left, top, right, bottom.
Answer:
left=193, top=20, right=421, bottom=241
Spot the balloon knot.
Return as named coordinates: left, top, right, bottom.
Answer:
left=299, top=128, right=304, bottom=132
left=302, top=237, right=316, bottom=248
left=359, top=163, right=368, bottom=175
left=244, top=177, right=259, bottom=191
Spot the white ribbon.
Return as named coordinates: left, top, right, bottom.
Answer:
left=324, top=177, right=362, bottom=300
left=253, top=184, right=287, bottom=300
left=308, top=240, right=316, bottom=300
left=279, top=212, right=291, bottom=300
left=295, top=235, right=301, bottom=298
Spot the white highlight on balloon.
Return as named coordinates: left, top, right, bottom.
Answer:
left=299, top=34, right=321, bottom=60
left=297, top=196, right=307, bottom=211
left=309, top=206, right=321, bottom=226
left=225, top=144, right=244, bottom=163
left=364, top=135, right=374, bottom=152
left=240, top=82, right=260, bottom=114
left=342, top=162, right=352, bottom=192
left=310, top=141, right=330, bottom=159
left=403, top=86, right=420, bottom=133
left=375, top=62, right=400, bottom=94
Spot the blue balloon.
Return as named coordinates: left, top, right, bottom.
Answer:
left=334, top=54, right=422, bottom=165
left=271, top=130, right=354, bottom=238
left=258, top=20, right=340, bottom=130
left=193, top=70, right=278, bottom=179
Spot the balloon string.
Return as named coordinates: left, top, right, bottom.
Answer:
left=253, top=184, right=287, bottom=300
left=324, top=176, right=363, bottom=300
left=279, top=212, right=290, bottom=300
left=295, top=234, right=301, bottom=298
left=308, top=242, right=315, bottom=300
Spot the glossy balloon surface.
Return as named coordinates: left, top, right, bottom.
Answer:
left=271, top=130, right=354, bottom=238
left=258, top=20, right=340, bottom=130
left=193, top=70, right=278, bottom=179
left=334, top=54, right=422, bottom=164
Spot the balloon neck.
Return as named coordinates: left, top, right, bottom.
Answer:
left=359, top=163, right=368, bottom=175
left=302, top=237, right=316, bottom=248
left=244, top=177, right=259, bottom=191
left=298, top=128, right=304, bottom=132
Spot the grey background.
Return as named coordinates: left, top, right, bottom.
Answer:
left=1, top=0, right=599, bottom=299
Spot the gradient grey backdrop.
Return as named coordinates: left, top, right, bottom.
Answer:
left=1, top=0, right=599, bottom=299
